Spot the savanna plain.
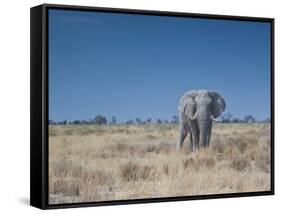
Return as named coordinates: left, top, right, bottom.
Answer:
left=49, top=123, right=271, bottom=204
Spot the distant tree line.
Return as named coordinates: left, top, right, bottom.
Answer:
left=49, top=113, right=270, bottom=125
left=220, top=113, right=270, bottom=124
left=49, top=115, right=179, bottom=125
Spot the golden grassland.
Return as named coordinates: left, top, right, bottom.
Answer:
left=48, top=123, right=271, bottom=204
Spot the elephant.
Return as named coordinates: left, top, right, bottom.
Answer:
left=176, top=90, right=226, bottom=151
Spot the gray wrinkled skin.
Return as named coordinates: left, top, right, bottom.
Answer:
left=176, top=90, right=226, bottom=152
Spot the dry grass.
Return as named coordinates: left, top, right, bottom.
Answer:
left=49, top=123, right=271, bottom=204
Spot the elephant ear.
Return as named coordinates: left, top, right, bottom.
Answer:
left=178, top=90, right=197, bottom=118
left=209, top=91, right=226, bottom=118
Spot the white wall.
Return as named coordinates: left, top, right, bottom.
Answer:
left=0, top=0, right=279, bottom=213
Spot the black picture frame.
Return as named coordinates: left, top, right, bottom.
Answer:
left=30, top=3, right=275, bottom=210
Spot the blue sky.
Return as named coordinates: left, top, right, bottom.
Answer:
left=48, top=9, right=271, bottom=122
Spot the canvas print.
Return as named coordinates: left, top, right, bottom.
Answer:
left=48, top=9, right=272, bottom=204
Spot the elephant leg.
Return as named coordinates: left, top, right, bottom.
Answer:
left=188, top=134, right=193, bottom=152
left=193, top=131, right=199, bottom=151
left=176, top=122, right=187, bottom=150
left=190, top=122, right=199, bottom=151
left=206, top=122, right=213, bottom=147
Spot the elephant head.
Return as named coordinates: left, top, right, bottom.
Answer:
left=178, top=90, right=225, bottom=150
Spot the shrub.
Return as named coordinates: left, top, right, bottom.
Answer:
left=120, top=162, right=154, bottom=181
left=120, top=162, right=139, bottom=181
left=183, top=158, right=197, bottom=170
left=198, top=157, right=215, bottom=168
left=230, top=158, right=250, bottom=171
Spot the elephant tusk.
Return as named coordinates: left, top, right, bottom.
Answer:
left=191, top=112, right=197, bottom=120
left=210, top=115, right=219, bottom=122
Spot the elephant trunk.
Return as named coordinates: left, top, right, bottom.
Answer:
left=198, top=114, right=212, bottom=148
